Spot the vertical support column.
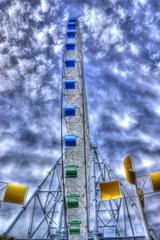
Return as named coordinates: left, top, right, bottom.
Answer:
left=91, top=145, right=98, bottom=240
left=61, top=17, right=90, bottom=240
left=135, top=187, right=151, bottom=240
left=131, top=155, right=151, bottom=240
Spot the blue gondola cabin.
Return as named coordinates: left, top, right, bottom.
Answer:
left=64, top=106, right=76, bottom=116
left=68, top=23, right=76, bottom=31
left=68, top=18, right=77, bottom=24
left=64, top=134, right=77, bottom=146
left=66, top=43, right=75, bottom=51
left=67, top=31, right=76, bottom=39
left=65, top=59, right=76, bottom=68
left=64, top=80, right=76, bottom=90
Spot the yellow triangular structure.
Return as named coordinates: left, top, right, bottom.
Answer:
left=3, top=183, right=28, bottom=205
left=124, top=155, right=136, bottom=185
left=100, top=180, right=122, bottom=201
left=149, top=172, right=160, bottom=192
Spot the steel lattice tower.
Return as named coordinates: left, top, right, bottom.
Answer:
left=1, top=17, right=159, bottom=240
left=61, top=17, right=91, bottom=240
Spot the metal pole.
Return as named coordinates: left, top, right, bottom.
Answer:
left=92, top=148, right=98, bottom=239
left=80, top=23, right=90, bottom=234
left=131, top=154, right=151, bottom=240
left=61, top=31, right=68, bottom=240
left=135, top=186, right=151, bottom=240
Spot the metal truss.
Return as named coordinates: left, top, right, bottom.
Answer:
left=2, top=146, right=159, bottom=240
left=61, top=18, right=91, bottom=239
left=3, top=158, right=65, bottom=240
left=91, top=145, right=158, bottom=240
left=91, top=145, right=143, bottom=239
left=1, top=17, right=159, bottom=240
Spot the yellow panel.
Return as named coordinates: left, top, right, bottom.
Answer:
left=100, top=181, right=122, bottom=201
left=149, top=172, right=160, bottom=192
left=4, top=183, right=28, bottom=205
left=124, top=155, right=136, bottom=185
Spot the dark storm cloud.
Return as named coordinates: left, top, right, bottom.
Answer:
left=0, top=0, right=160, bottom=236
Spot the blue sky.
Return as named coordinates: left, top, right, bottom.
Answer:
left=0, top=0, right=160, bottom=236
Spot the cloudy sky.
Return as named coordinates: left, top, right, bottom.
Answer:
left=0, top=0, right=160, bottom=237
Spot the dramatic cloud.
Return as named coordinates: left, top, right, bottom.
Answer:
left=0, top=0, right=160, bottom=237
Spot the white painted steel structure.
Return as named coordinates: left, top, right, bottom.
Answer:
left=1, top=17, right=159, bottom=240
left=62, top=18, right=91, bottom=240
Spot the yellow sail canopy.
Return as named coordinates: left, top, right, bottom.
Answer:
left=3, top=183, right=28, bottom=205
left=149, top=172, right=160, bottom=192
left=124, top=155, right=136, bottom=185
left=100, top=180, right=122, bottom=201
